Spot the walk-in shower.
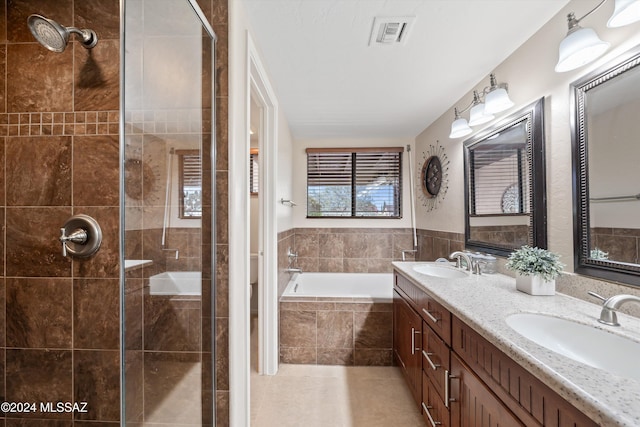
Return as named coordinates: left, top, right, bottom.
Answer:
left=27, top=14, right=98, bottom=52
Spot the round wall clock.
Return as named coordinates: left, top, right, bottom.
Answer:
left=417, top=143, right=449, bottom=212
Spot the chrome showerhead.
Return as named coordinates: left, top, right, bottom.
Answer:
left=27, top=14, right=98, bottom=53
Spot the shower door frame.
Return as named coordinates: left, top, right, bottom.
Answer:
left=119, top=0, right=217, bottom=424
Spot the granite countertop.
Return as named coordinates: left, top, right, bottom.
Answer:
left=392, top=261, right=640, bottom=427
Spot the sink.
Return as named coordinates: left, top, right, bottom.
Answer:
left=412, top=263, right=469, bottom=279
left=506, top=313, right=640, bottom=381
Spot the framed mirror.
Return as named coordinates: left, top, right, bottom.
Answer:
left=572, top=47, right=640, bottom=286
left=463, top=98, right=546, bottom=256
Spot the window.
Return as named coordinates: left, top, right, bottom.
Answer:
left=177, top=149, right=202, bottom=218
left=249, top=148, right=259, bottom=195
left=306, top=147, right=403, bottom=218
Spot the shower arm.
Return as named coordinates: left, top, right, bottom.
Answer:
left=67, top=27, right=97, bottom=46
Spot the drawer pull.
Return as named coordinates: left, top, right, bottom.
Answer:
left=422, top=350, right=440, bottom=371
left=422, top=307, right=439, bottom=323
left=421, top=402, right=442, bottom=427
left=446, top=371, right=458, bottom=409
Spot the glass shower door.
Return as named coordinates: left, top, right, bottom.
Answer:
left=121, top=0, right=215, bottom=424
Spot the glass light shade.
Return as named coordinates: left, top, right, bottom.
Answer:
left=449, top=117, right=472, bottom=139
left=555, top=26, right=610, bottom=72
left=484, top=88, right=514, bottom=115
left=468, top=102, right=494, bottom=126
left=607, top=0, right=640, bottom=27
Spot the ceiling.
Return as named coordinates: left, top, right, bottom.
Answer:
left=242, top=0, right=570, bottom=140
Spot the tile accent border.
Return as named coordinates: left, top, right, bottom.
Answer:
left=0, top=111, right=120, bottom=136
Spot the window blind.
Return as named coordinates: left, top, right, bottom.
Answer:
left=250, top=150, right=259, bottom=194
left=306, top=147, right=402, bottom=218
left=470, top=146, right=529, bottom=215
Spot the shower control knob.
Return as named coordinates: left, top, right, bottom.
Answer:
left=59, top=228, right=88, bottom=257
left=59, top=214, right=102, bottom=258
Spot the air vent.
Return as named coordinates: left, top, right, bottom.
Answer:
left=369, top=16, right=415, bottom=46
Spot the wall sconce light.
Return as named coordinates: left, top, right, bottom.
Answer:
left=555, top=0, right=640, bottom=73
left=448, top=73, right=513, bottom=139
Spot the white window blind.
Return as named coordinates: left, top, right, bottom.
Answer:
left=306, top=147, right=403, bottom=218
left=250, top=150, right=259, bottom=194
left=470, top=146, right=529, bottom=215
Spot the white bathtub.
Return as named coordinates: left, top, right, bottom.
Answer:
left=149, top=271, right=201, bottom=296
left=282, top=272, right=393, bottom=300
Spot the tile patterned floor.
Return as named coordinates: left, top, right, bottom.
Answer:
left=250, top=318, right=424, bottom=426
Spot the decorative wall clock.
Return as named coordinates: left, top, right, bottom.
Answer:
left=418, top=142, right=449, bottom=212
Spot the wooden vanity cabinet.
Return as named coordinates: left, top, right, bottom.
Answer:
left=393, top=271, right=599, bottom=427
left=449, top=352, right=524, bottom=427
left=393, top=288, right=422, bottom=405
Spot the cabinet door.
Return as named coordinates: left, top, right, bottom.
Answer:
left=450, top=353, right=524, bottom=427
left=393, top=290, right=422, bottom=406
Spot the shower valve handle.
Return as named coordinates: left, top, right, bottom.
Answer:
left=59, top=227, right=88, bottom=257
left=58, top=215, right=102, bottom=258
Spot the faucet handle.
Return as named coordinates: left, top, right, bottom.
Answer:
left=588, top=291, right=607, bottom=303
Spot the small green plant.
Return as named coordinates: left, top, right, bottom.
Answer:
left=590, top=247, right=609, bottom=260
left=506, top=246, right=564, bottom=281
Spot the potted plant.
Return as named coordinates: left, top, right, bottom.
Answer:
left=506, top=246, right=564, bottom=295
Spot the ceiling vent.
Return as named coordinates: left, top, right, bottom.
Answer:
left=369, top=16, right=415, bottom=46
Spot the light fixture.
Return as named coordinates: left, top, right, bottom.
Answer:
left=555, top=0, right=640, bottom=73
left=608, top=0, right=640, bottom=27
left=448, top=74, right=513, bottom=139
left=449, top=108, right=472, bottom=139
left=555, top=11, right=610, bottom=72
left=484, top=74, right=515, bottom=114
left=468, top=91, right=494, bottom=126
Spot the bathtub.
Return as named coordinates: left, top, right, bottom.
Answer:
left=282, top=272, right=393, bottom=300
left=149, top=271, right=201, bottom=296
left=280, top=272, right=394, bottom=366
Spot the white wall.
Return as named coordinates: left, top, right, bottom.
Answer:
left=276, top=107, right=294, bottom=232
left=292, top=138, right=415, bottom=229
left=414, top=0, right=640, bottom=270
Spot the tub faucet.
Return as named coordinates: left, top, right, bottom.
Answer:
left=589, top=291, right=640, bottom=326
left=449, top=251, right=472, bottom=271
left=285, top=267, right=302, bottom=274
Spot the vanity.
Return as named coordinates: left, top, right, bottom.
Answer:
left=392, top=262, right=640, bottom=427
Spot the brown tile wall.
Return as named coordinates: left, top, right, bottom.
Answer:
left=280, top=299, right=393, bottom=366
left=0, top=1, right=229, bottom=426
left=289, top=228, right=416, bottom=274
left=591, top=227, right=640, bottom=264
left=277, top=229, right=295, bottom=296
left=416, top=228, right=465, bottom=261
left=469, top=225, right=529, bottom=249
left=1, top=0, right=121, bottom=424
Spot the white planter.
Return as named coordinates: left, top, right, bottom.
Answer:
left=515, top=274, right=555, bottom=296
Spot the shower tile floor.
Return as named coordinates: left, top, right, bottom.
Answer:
left=250, top=317, right=424, bottom=427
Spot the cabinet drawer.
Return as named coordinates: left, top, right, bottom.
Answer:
left=422, top=321, right=450, bottom=402
left=422, top=371, right=450, bottom=427
left=394, top=272, right=422, bottom=306
left=419, top=294, right=451, bottom=345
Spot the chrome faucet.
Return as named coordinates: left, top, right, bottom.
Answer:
left=589, top=291, right=640, bottom=326
left=285, top=267, right=303, bottom=274
left=449, top=251, right=472, bottom=271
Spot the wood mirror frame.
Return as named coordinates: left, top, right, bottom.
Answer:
left=571, top=47, right=640, bottom=286
left=463, top=98, right=547, bottom=257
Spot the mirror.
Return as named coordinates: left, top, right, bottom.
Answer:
left=464, top=98, right=546, bottom=256
left=572, top=47, right=640, bottom=286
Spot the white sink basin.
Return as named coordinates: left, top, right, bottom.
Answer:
left=412, top=263, right=469, bottom=279
left=506, top=313, right=640, bottom=381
